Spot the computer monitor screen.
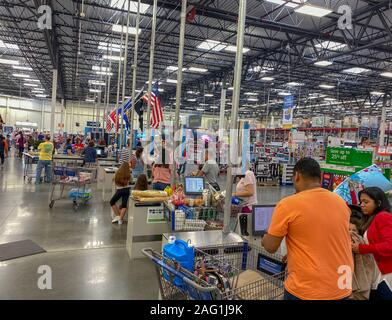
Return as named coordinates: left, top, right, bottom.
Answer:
left=184, top=176, right=205, bottom=195
left=252, top=205, right=276, bottom=236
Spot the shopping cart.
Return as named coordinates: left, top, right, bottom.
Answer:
left=23, top=152, right=40, bottom=183
left=49, top=165, right=97, bottom=211
left=142, top=242, right=287, bottom=300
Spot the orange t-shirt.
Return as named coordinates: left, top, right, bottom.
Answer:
left=268, top=188, right=353, bottom=300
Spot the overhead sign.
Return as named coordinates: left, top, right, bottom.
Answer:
left=282, top=95, right=294, bottom=129
left=87, top=121, right=101, bottom=127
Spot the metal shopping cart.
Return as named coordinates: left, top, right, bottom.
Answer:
left=23, top=152, right=40, bottom=183
left=49, top=165, right=97, bottom=211
left=142, top=242, right=287, bottom=300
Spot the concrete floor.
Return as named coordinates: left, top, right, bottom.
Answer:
left=0, top=153, right=294, bottom=299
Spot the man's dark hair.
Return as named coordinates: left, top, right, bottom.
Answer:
left=293, top=157, right=321, bottom=180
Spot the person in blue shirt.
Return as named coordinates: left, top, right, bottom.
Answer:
left=82, top=140, right=97, bottom=165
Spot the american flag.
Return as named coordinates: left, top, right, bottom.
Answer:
left=142, top=82, right=164, bottom=129
left=105, top=112, right=113, bottom=132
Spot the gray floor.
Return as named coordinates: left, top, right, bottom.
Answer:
left=0, top=153, right=294, bottom=299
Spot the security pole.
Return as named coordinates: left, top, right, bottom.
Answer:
left=120, top=0, right=132, bottom=149
left=264, top=89, right=271, bottom=144
left=144, top=0, right=158, bottom=171
left=172, top=0, right=187, bottom=186
left=223, top=0, right=247, bottom=233
left=129, top=0, right=141, bottom=152
left=50, top=69, right=58, bottom=139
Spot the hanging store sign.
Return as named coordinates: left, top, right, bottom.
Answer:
left=282, top=95, right=294, bottom=129
left=87, top=121, right=101, bottom=127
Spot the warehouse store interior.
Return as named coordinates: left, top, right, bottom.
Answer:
left=0, top=0, right=392, bottom=301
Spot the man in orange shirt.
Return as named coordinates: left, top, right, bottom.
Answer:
left=262, top=157, right=353, bottom=300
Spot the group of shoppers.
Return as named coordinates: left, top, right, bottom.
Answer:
left=262, top=157, right=392, bottom=300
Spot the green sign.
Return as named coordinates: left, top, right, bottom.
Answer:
left=326, top=147, right=373, bottom=168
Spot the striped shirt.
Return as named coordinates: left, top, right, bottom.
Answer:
left=118, top=147, right=131, bottom=165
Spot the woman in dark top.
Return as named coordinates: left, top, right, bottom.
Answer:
left=64, top=138, right=73, bottom=155
left=82, top=141, right=97, bottom=165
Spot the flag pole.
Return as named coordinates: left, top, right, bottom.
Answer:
left=223, top=0, right=247, bottom=233
left=129, top=0, right=141, bottom=152
left=104, top=39, right=114, bottom=142
left=120, top=0, right=131, bottom=149
left=144, top=0, right=158, bottom=172
left=172, top=0, right=187, bottom=186
left=114, top=10, right=125, bottom=147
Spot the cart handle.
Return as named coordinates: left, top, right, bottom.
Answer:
left=141, top=248, right=216, bottom=293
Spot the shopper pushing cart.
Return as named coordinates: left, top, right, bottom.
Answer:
left=35, top=135, right=54, bottom=185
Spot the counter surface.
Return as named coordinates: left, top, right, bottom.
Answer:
left=162, top=230, right=244, bottom=248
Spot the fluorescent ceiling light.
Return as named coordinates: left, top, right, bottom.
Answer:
left=188, top=67, right=208, bottom=73
left=210, top=106, right=219, bottom=109
left=248, top=98, right=258, bottom=102
left=86, top=99, right=95, bottom=103
left=35, top=94, right=47, bottom=98
left=197, top=40, right=227, bottom=52
left=380, top=72, right=392, bottom=78
left=187, top=99, right=196, bottom=102
left=96, top=71, right=113, bottom=76
left=244, top=92, right=257, bottom=96
left=158, top=88, right=164, bottom=92
left=343, top=67, right=370, bottom=74
left=98, top=42, right=123, bottom=52
left=24, top=83, right=38, bottom=87
left=24, top=79, right=40, bottom=83
left=196, top=108, right=205, bottom=111
left=324, top=97, right=336, bottom=101
left=0, top=58, right=19, bottom=65
left=187, top=91, right=196, bottom=94
left=319, top=84, right=335, bottom=89
left=295, top=4, right=332, bottom=17
left=145, top=80, right=162, bottom=85
left=32, top=90, right=45, bottom=93
left=370, top=91, right=384, bottom=96
left=204, top=94, right=214, bottom=97
left=112, top=24, right=141, bottom=35
left=265, top=0, right=305, bottom=8
left=89, top=80, right=106, bottom=86
left=261, top=77, right=274, bottom=81
left=92, top=66, right=110, bottom=72
left=287, top=82, right=303, bottom=86
left=166, top=66, right=187, bottom=71
left=278, top=92, right=291, bottom=96
left=13, top=74, right=30, bottom=78
left=224, top=45, right=250, bottom=53
left=315, top=41, right=346, bottom=51
left=110, top=0, right=150, bottom=13
left=12, top=65, right=32, bottom=71
left=228, top=87, right=234, bottom=90
left=89, top=89, right=101, bottom=93
left=166, top=79, right=177, bottom=84
left=103, top=55, right=124, bottom=61
left=314, top=60, right=333, bottom=67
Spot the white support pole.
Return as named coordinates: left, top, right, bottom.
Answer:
left=144, top=0, right=158, bottom=171
left=50, top=69, right=58, bottom=139
left=115, top=20, right=125, bottom=145
left=41, top=100, right=45, bottom=131
left=129, top=0, right=141, bottom=151
left=60, top=99, right=64, bottom=134
left=171, top=0, right=187, bottom=186
left=264, top=89, right=271, bottom=144
left=223, top=0, right=247, bottom=233
left=120, top=0, right=132, bottom=149
left=379, top=94, right=387, bottom=146
left=5, top=97, right=10, bottom=124
left=219, top=84, right=227, bottom=132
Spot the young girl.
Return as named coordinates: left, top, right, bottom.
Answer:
left=134, top=174, right=148, bottom=191
left=110, top=162, right=132, bottom=225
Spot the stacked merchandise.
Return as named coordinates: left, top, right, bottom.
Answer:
left=281, top=164, right=295, bottom=186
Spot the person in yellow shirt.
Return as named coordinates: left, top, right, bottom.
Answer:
left=35, top=135, right=54, bottom=184
left=262, top=157, right=354, bottom=300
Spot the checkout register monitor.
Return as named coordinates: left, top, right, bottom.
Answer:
left=252, top=205, right=276, bottom=236
left=184, top=176, right=205, bottom=195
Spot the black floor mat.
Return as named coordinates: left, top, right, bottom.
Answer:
left=0, top=239, right=46, bottom=261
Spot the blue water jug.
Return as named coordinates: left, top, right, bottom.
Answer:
left=163, top=237, right=195, bottom=287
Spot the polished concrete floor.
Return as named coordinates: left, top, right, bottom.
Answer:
left=0, top=153, right=294, bottom=299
